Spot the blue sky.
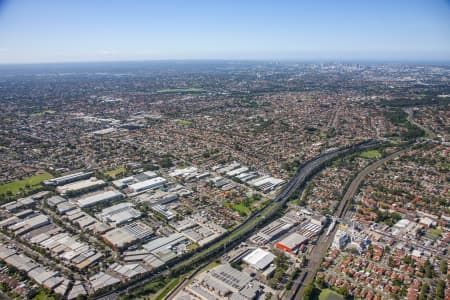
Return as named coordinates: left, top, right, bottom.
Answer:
left=0, top=0, right=449, bottom=63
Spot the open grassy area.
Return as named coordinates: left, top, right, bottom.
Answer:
left=31, top=110, right=56, bottom=116
left=188, top=243, right=199, bottom=251
left=0, top=171, right=53, bottom=198
left=156, top=88, right=204, bottom=93
left=176, top=119, right=193, bottom=126
left=32, top=290, right=56, bottom=300
left=231, top=202, right=251, bottom=216
left=104, top=166, right=126, bottom=179
left=359, top=149, right=382, bottom=159
left=426, top=228, right=442, bottom=240
left=153, top=278, right=180, bottom=300
left=319, top=289, right=344, bottom=300
left=199, top=260, right=220, bottom=273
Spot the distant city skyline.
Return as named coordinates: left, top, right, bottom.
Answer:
left=0, top=0, right=449, bottom=64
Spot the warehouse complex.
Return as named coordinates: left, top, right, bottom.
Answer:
left=97, top=202, right=141, bottom=225
left=243, top=248, right=275, bottom=270
left=128, top=177, right=167, bottom=193
left=56, top=178, right=105, bottom=195
left=102, top=222, right=154, bottom=249
left=44, top=171, right=93, bottom=186
left=76, top=190, right=123, bottom=208
left=275, top=232, right=308, bottom=253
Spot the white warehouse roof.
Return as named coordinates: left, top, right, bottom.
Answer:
left=129, top=177, right=166, bottom=193
left=243, top=248, right=275, bottom=270
left=76, top=190, right=123, bottom=208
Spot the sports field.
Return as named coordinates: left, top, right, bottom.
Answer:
left=0, top=171, right=53, bottom=198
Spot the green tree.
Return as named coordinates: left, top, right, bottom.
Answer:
left=337, top=286, right=350, bottom=299
left=388, top=255, right=395, bottom=268
left=424, top=259, right=433, bottom=278
left=316, top=276, right=325, bottom=289
left=440, top=259, right=447, bottom=275
left=419, top=283, right=428, bottom=300
left=302, top=282, right=314, bottom=300
left=436, top=280, right=445, bottom=299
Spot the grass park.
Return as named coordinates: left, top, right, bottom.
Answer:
left=231, top=202, right=252, bottom=216
left=0, top=171, right=53, bottom=200
left=176, top=119, right=193, bottom=126
left=104, top=166, right=126, bottom=179
left=319, top=288, right=344, bottom=300
left=359, top=149, right=382, bottom=159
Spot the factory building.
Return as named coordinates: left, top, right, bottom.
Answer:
left=169, top=166, right=198, bottom=178
left=89, top=272, right=121, bottom=292
left=242, top=248, right=275, bottom=270
left=226, top=166, right=249, bottom=177
left=112, top=171, right=158, bottom=189
left=102, top=222, right=154, bottom=249
left=198, top=264, right=262, bottom=299
left=151, top=204, right=176, bottom=220
left=216, top=162, right=240, bottom=174
left=44, top=171, right=93, bottom=186
left=56, top=178, right=105, bottom=195
left=142, top=233, right=188, bottom=262
left=250, top=218, right=294, bottom=245
left=46, top=196, right=66, bottom=207
left=248, top=176, right=286, bottom=193
left=196, top=172, right=211, bottom=180
left=1, top=197, right=36, bottom=212
left=108, top=263, right=147, bottom=280
left=97, top=202, right=141, bottom=225
left=4, top=253, right=39, bottom=272
left=128, top=177, right=167, bottom=193
left=76, top=190, right=123, bottom=208
left=56, top=202, right=77, bottom=214
left=8, top=214, right=50, bottom=236
left=236, top=171, right=258, bottom=182
left=275, top=232, right=308, bottom=253
left=136, top=191, right=178, bottom=205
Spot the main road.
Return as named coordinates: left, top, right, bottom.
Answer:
left=95, top=140, right=380, bottom=300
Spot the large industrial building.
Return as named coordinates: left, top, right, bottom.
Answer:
left=136, top=190, right=178, bottom=205
left=215, top=162, right=240, bottom=174
left=97, top=202, right=141, bottom=225
left=44, top=172, right=93, bottom=186
left=128, top=177, right=167, bottom=193
left=194, top=264, right=262, bottom=299
left=169, top=166, right=198, bottom=178
left=250, top=218, right=294, bottom=245
left=8, top=214, right=50, bottom=236
left=150, top=204, right=176, bottom=220
left=75, top=190, right=123, bottom=208
left=242, top=248, right=275, bottom=271
left=275, top=232, right=308, bottom=253
left=102, top=222, right=154, bottom=249
left=112, top=171, right=158, bottom=189
left=56, top=178, right=105, bottom=195
left=248, top=176, right=286, bottom=193
left=142, top=233, right=188, bottom=262
left=1, top=197, right=36, bottom=212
